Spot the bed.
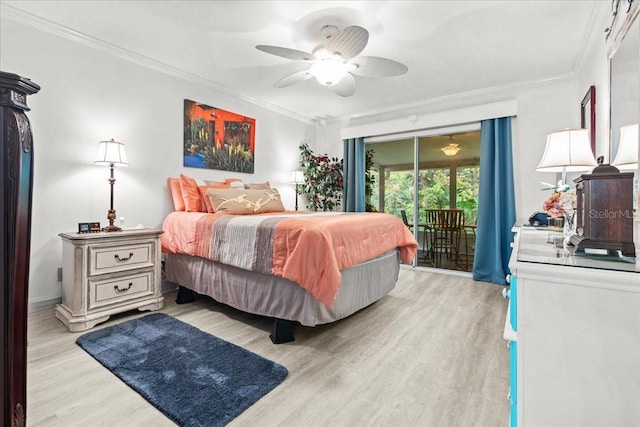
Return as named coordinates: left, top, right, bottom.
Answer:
left=161, top=176, right=418, bottom=343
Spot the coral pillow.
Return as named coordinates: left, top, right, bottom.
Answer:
left=244, top=181, right=271, bottom=190
left=167, top=177, right=185, bottom=211
left=206, top=188, right=285, bottom=214
left=225, top=178, right=245, bottom=189
left=199, top=183, right=231, bottom=213
left=179, top=174, right=205, bottom=212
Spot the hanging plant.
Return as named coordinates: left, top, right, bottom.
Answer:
left=299, top=143, right=344, bottom=211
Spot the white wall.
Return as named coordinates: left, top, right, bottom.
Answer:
left=1, top=18, right=314, bottom=310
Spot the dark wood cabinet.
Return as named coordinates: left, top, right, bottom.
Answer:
left=1, top=71, right=40, bottom=427
left=573, top=164, right=635, bottom=256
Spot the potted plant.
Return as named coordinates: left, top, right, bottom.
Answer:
left=365, top=148, right=377, bottom=212
left=298, top=143, right=343, bottom=211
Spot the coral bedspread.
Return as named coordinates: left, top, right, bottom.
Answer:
left=162, top=211, right=418, bottom=308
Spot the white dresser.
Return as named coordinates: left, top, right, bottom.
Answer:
left=55, top=228, right=164, bottom=331
left=507, top=227, right=640, bottom=426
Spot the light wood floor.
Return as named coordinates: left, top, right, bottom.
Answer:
left=26, top=268, right=510, bottom=427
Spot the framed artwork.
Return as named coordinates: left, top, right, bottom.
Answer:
left=183, top=99, right=255, bottom=173
left=580, top=85, right=596, bottom=155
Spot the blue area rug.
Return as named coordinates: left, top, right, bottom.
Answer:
left=76, top=313, right=288, bottom=427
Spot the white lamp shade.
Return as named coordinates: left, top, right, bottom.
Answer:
left=94, top=139, right=128, bottom=165
left=289, top=170, right=304, bottom=184
left=612, top=124, right=639, bottom=170
left=536, top=128, right=597, bottom=172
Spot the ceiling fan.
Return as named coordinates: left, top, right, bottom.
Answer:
left=256, top=25, right=408, bottom=97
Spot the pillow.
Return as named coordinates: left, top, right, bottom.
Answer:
left=244, top=181, right=271, bottom=190
left=204, top=180, right=226, bottom=186
left=167, top=177, right=185, bottom=211
left=225, top=178, right=245, bottom=189
left=179, top=174, right=204, bottom=212
left=198, top=183, right=231, bottom=213
left=206, top=188, right=285, bottom=214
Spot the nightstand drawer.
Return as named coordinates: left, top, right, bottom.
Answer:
left=89, top=272, right=153, bottom=309
left=89, top=242, right=154, bottom=275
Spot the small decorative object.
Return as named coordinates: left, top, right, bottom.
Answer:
left=183, top=99, right=255, bottom=173
left=542, top=187, right=577, bottom=249
left=94, top=139, right=128, bottom=232
left=78, top=222, right=101, bottom=233
left=572, top=158, right=635, bottom=256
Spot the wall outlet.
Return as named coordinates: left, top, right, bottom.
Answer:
left=57, top=267, right=62, bottom=282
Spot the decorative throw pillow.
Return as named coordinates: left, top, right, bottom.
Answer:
left=204, top=180, right=226, bottom=186
left=225, top=178, right=245, bottom=189
left=179, top=174, right=205, bottom=212
left=244, top=181, right=271, bottom=190
left=206, top=188, right=285, bottom=214
left=198, top=183, right=231, bottom=213
left=167, top=177, right=185, bottom=211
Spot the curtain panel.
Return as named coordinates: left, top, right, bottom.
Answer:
left=472, top=117, right=516, bottom=285
left=343, top=137, right=365, bottom=212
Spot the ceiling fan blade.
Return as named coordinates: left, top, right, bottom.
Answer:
left=256, top=45, right=314, bottom=61
left=274, top=69, right=314, bottom=88
left=349, top=56, right=408, bottom=77
left=329, top=73, right=356, bottom=97
left=326, top=26, right=369, bottom=60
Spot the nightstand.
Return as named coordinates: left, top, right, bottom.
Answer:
left=55, top=228, right=164, bottom=331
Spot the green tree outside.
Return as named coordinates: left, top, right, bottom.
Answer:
left=370, top=167, right=479, bottom=225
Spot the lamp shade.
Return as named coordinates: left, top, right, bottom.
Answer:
left=289, top=170, right=304, bottom=184
left=94, top=139, right=128, bottom=165
left=612, top=124, right=639, bottom=170
left=536, top=128, right=597, bottom=172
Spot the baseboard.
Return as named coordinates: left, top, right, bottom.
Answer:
left=28, top=296, right=61, bottom=313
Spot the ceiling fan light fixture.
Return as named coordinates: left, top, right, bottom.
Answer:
left=441, top=143, right=461, bottom=156
left=310, top=56, right=348, bottom=86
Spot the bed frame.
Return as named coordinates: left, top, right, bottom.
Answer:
left=165, top=249, right=401, bottom=343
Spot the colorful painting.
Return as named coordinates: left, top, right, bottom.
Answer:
left=183, top=99, right=255, bottom=173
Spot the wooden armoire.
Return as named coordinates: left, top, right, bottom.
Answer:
left=1, top=71, right=40, bottom=427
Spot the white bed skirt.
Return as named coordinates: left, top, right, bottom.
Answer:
left=165, top=249, right=400, bottom=327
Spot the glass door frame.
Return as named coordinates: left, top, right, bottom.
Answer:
left=365, top=123, right=481, bottom=267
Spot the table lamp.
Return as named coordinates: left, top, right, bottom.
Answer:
left=536, top=128, right=598, bottom=188
left=289, top=170, right=304, bottom=211
left=94, top=139, right=128, bottom=232
left=612, top=124, right=639, bottom=170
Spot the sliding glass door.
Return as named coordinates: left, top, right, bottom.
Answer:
left=366, top=127, right=480, bottom=271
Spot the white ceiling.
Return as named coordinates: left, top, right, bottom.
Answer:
left=2, top=0, right=604, bottom=123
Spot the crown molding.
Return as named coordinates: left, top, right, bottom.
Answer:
left=0, top=4, right=315, bottom=125
left=328, top=71, right=575, bottom=125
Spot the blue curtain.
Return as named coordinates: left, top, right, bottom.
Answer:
left=343, top=137, right=365, bottom=212
left=473, top=117, right=515, bottom=285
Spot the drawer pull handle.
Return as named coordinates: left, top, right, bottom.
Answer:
left=114, top=282, right=133, bottom=293
left=114, top=252, right=134, bottom=262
